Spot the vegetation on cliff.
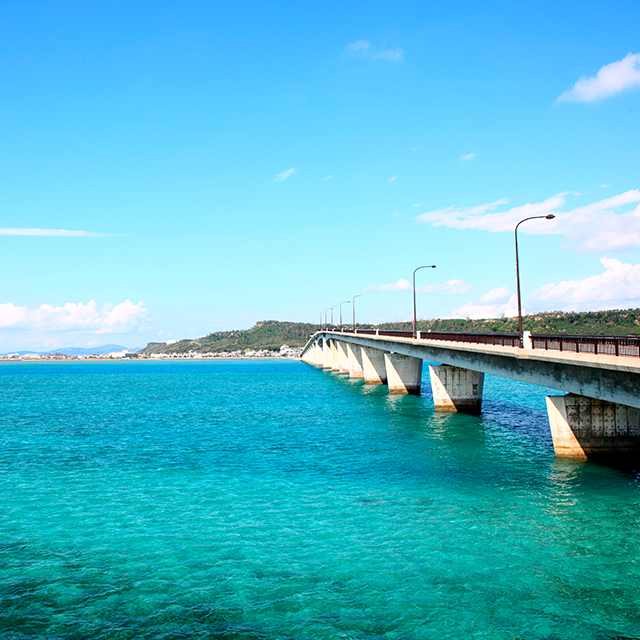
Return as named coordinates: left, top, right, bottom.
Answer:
left=140, top=309, right=640, bottom=355
left=141, top=321, right=318, bottom=355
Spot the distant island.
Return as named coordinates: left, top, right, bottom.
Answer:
left=139, top=309, right=640, bottom=357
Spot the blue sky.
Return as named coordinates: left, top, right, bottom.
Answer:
left=1, top=0, right=640, bottom=350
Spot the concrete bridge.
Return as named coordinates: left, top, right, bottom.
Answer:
left=300, top=329, right=640, bottom=460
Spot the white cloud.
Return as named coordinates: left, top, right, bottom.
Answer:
left=0, top=300, right=147, bottom=334
left=419, top=279, right=473, bottom=296
left=387, top=175, right=397, bottom=182
left=530, top=258, right=640, bottom=311
left=558, top=53, right=640, bottom=102
left=450, top=287, right=518, bottom=319
left=322, top=175, right=333, bottom=180
left=379, top=278, right=411, bottom=291
left=345, top=40, right=404, bottom=62
left=411, top=203, right=423, bottom=207
left=415, top=190, right=640, bottom=252
left=460, top=152, right=479, bottom=162
left=374, top=278, right=472, bottom=295
left=0, top=228, right=109, bottom=237
left=392, top=212, right=403, bottom=217
left=273, top=168, right=296, bottom=182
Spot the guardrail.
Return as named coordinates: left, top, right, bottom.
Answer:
left=322, top=328, right=640, bottom=358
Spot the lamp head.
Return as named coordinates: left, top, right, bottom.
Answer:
left=545, top=214, right=555, bottom=220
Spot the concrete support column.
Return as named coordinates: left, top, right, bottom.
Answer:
left=429, top=365, right=484, bottom=414
left=331, top=339, right=339, bottom=372
left=384, top=353, right=423, bottom=395
left=323, top=339, right=333, bottom=370
left=336, top=341, right=350, bottom=375
left=346, top=343, right=364, bottom=379
left=361, top=346, right=387, bottom=385
left=546, top=395, right=640, bottom=459
left=313, top=342, right=323, bottom=366
left=301, top=345, right=314, bottom=365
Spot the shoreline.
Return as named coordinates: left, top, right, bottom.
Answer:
left=0, top=355, right=302, bottom=363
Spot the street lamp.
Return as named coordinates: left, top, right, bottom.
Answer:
left=352, top=294, right=362, bottom=330
left=515, top=214, right=555, bottom=347
left=331, top=305, right=337, bottom=327
left=413, top=265, right=436, bottom=337
left=324, top=308, right=330, bottom=330
left=339, top=300, right=350, bottom=327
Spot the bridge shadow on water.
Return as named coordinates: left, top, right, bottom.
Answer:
left=318, top=365, right=640, bottom=478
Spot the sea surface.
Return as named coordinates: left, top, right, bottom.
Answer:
left=1, top=359, right=639, bottom=640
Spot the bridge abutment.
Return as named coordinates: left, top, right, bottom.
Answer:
left=429, top=365, right=484, bottom=414
left=346, top=343, right=364, bottom=379
left=546, top=395, right=640, bottom=459
left=361, top=346, right=387, bottom=385
left=385, top=353, right=423, bottom=394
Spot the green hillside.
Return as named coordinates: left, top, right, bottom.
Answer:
left=141, top=320, right=319, bottom=355
left=140, top=309, right=640, bottom=355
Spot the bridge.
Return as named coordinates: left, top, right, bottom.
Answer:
left=300, top=329, right=640, bottom=460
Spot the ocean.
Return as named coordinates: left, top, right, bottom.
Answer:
left=1, top=359, right=639, bottom=639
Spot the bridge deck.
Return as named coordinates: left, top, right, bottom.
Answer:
left=304, top=330, right=640, bottom=409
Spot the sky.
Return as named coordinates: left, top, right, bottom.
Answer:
left=1, top=0, right=640, bottom=351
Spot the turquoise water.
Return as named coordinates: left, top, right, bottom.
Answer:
left=1, top=359, right=639, bottom=640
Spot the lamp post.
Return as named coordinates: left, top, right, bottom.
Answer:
left=413, top=264, right=436, bottom=337
left=324, top=308, right=330, bottom=330
left=352, top=294, right=362, bottom=330
left=331, top=305, right=337, bottom=327
left=339, top=300, right=350, bottom=327
left=515, top=214, right=555, bottom=347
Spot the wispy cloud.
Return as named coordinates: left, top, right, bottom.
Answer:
left=460, top=152, right=478, bottom=162
left=0, top=228, right=110, bottom=237
left=0, top=300, right=147, bottom=334
left=415, top=190, right=640, bottom=252
left=411, top=203, right=423, bottom=207
left=322, top=175, right=333, bottom=180
left=273, top=167, right=296, bottom=182
left=387, top=175, right=397, bottom=182
left=558, top=53, right=640, bottom=102
left=344, top=40, right=404, bottom=62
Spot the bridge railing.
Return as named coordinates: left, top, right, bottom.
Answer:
left=330, top=328, right=640, bottom=358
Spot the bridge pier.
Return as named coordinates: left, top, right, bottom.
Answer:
left=385, top=353, right=423, bottom=394
left=336, top=341, right=350, bottom=375
left=301, top=343, right=315, bottom=365
left=546, top=395, right=640, bottom=459
left=361, top=346, right=387, bottom=385
left=323, top=338, right=333, bottom=370
left=429, top=365, right=484, bottom=414
left=346, top=343, right=364, bottom=379
left=331, top=340, right=340, bottom=372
